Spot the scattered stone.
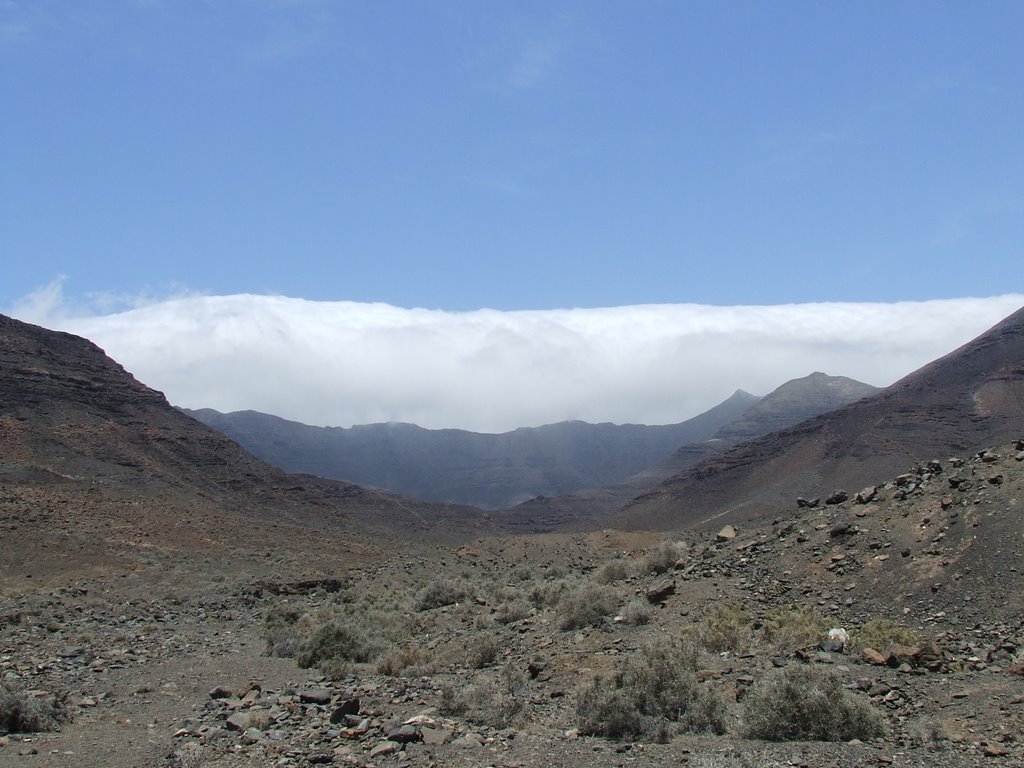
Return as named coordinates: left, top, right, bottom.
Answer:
left=826, top=490, right=849, bottom=505
left=855, top=486, right=877, bottom=504
left=797, top=497, right=820, bottom=508
left=645, top=580, right=675, bottom=604
left=369, top=741, right=398, bottom=758
left=329, top=697, right=360, bottom=722
left=299, top=687, right=333, bottom=705
left=862, top=648, right=887, bottom=665
left=387, top=723, right=421, bottom=744
left=527, top=658, right=549, bottom=679
left=716, top=525, right=737, bottom=542
left=226, top=711, right=252, bottom=732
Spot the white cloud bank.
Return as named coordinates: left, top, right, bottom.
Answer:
left=9, top=285, right=1024, bottom=433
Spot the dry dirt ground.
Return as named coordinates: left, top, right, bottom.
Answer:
left=2, top=447, right=1023, bottom=768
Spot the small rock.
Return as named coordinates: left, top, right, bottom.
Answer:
left=855, top=486, right=877, bottom=504
left=716, top=525, right=737, bottom=542
left=826, top=490, right=849, bottom=505
left=299, top=688, right=333, bottom=705
left=645, top=580, right=675, bottom=604
left=387, top=724, right=421, bottom=744
left=861, top=647, right=887, bottom=666
left=369, top=742, right=398, bottom=758
left=329, top=697, right=360, bottom=722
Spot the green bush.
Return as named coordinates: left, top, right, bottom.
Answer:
left=741, top=664, right=885, bottom=741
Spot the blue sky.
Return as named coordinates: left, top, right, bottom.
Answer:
left=2, top=2, right=1023, bottom=430
left=3, top=1, right=1022, bottom=312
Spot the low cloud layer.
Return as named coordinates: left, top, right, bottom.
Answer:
left=9, top=285, right=1024, bottom=433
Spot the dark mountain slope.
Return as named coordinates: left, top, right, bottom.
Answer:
left=0, top=314, right=489, bottom=586
left=184, top=389, right=760, bottom=509
left=616, top=304, right=1024, bottom=531
left=501, top=373, right=878, bottom=531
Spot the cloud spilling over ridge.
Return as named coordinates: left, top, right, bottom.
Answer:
left=9, top=286, right=1024, bottom=433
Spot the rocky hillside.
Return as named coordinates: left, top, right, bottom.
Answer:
left=0, top=313, right=490, bottom=588
left=616, top=303, right=1024, bottom=531
left=184, top=389, right=760, bottom=509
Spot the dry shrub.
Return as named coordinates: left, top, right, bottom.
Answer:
left=576, top=638, right=729, bottom=740
left=262, top=603, right=304, bottom=657
left=443, top=664, right=527, bottom=728
left=695, top=603, right=752, bottom=653
left=557, top=582, right=619, bottom=630
left=296, top=622, right=376, bottom=669
left=741, top=664, right=885, bottom=741
left=376, top=644, right=434, bottom=677
left=760, top=606, right=828, bottom=653
left=617, top=598, right=653, bottom=626
left=851, top=618, right=918, bottom=652
left=493, top=597, right=531, bottom=625
left=0, top=684, right=69, bottom=734
left=466, top=633, right=501, bottom=668
left=594, top=560, right=629, bottom=585
left=415, top=577, right=471, bottom=611
left=635, top=540, right=687, bottom=576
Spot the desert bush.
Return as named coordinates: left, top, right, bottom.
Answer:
left=576, top=677, right=646, bottom=738
left=466, top=633, right=501, bottom=668
left=617, top=598, right=653, bottom=626
left=760, top=606, right=828, bottom=653
left=741, top=664, right=885, bottom=741
left=0, top=684, right=68, bottom=734
left=557, top=582, right=619, bottom=630
left=444, top=664, right=527, bottom=728
left=262, top=603, right=304, bottom=657
left=492, top=596, right=532, bottom=625
left=415, top=577, right=471, bottom=611
left=528, top=580, right=569, bottom=609
left=376, top=644, right=434, bottom=677
left=296, top=622, right=376, bottom=670
left=576, top=638, right=729, bottom=740
left=694, top=603, right=753, bottom=653
left=636, top=540, right=687, bottom=576
left=594, top=560, right=629, bottom=585
left=908, top=717, right=949, bottom=750
left=852, top=619, right=918, bottom=651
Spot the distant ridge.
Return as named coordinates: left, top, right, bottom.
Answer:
left=616, top=304, right=1024, bottom=531
left=184, top=390, right=759, bottom=509
left=500, top=372, right=879, bottom=531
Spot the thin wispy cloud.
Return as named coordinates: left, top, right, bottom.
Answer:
left=506, top=33, right=560, bottom=90
left=9, top=282, right=1022, bottom=433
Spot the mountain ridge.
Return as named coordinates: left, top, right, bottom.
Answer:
left=183, top=389, right=761, bottom=509
left=615, top=303, right=1024, bottom=531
